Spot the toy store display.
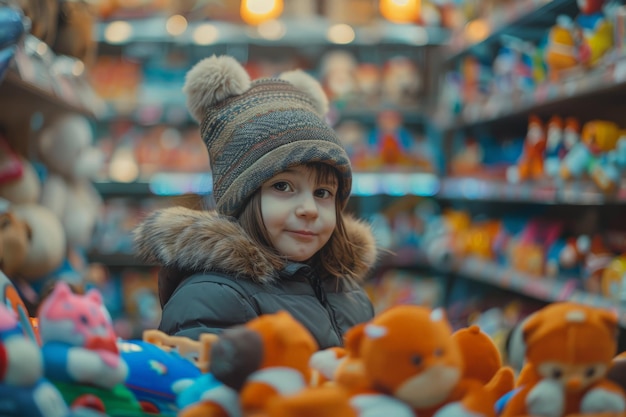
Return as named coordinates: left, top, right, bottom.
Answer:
left=3, top=273, right=626, bottom=417
left=95, top=123, right=210, bottom=182
left=437, top=0, right=626, bottom=130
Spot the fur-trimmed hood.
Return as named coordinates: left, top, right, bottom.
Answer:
left=133, top=206, right=378, bottom=284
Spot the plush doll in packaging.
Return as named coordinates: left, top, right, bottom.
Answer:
left=500, top=302, right=626, bottom=416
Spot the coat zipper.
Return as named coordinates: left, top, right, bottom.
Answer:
left=309, top=273, right=343, bottom=342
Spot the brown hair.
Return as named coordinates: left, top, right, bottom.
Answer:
left=237, top=163, right=360, bottom=280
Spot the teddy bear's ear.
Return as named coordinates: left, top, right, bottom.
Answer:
left=598, top=309, right=619, bottom=335
left=344, top=323, right=367, bottom=358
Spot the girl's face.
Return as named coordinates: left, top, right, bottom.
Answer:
left=261, top=165, right=338, bottom=262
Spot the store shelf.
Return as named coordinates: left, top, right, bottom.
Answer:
left=96, top=16, right=449, bottom=47
left=438, top=177, right=626, bottom=205
left=95, top=172, right=441, bottom=198
left=457, top=256, right=626, bottom=325
left=88, top=252, right=155, bottom=268
left=440, top=54, right=626, bottom=133
left=99, top=100, right=428, bottom=127
left=445, top=0, right=578, bottom=63
left=0, top=68, right=97, bottom=153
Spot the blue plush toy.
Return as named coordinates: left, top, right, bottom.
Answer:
left=0, top=3, right=27, bottom=83
left=118, top=338, right=202, bottom=416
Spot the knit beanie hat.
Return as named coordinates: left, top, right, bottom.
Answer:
left=183, top=55, right=352, bottom=217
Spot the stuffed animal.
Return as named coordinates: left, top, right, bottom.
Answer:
left=51, top=0, right=98, bottom=67
left=451, top=324, right=515, bottom=401
left=507, top=115, right=547, bottom=183
left=342, top=305, right=498, bottom=417
left=15, top=0, right=59, bottom=46
left=11, top=203, right=67, bottom=293
left=0, top=302, right=69, bottom=417
left=0, top=200, right=31, bottom=279
left=0, top=269, right=37, bottom=342
left=36, top=113, right=103, bottom=292
left=265, top=385, right=357, bottom=417
left=500, top=302, right=626, bottom=416
left=0, top=131, right=68, bottom=307
left=38, top=113, right=103, bottom=252
left=544, top=15, right=580, bottom=81
left=181, top=310, right=319, bottom=417
left=37, top=281, right=144, bottom=416
left=0, top=131, right=41, bottom=205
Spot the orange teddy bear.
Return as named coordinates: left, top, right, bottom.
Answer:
left=343, top=305, right=499, bottom=417
left=500, top=302, right=626, bottom=416
left=180, top=310, right=319, bottom=417
left=451, top=324, right=515, bottom=401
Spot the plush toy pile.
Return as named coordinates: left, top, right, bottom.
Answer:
left=1, top=275, right=626, bottom=417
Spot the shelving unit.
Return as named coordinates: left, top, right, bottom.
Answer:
left=446, top=0, right=579, bottom=62
left=427, top=0, right=626, bottom=328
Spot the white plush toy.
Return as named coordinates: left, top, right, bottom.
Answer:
left=37, top=114, right=104, bottom=251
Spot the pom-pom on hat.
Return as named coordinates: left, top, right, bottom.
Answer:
left=183, top=55, right=352, bottom=217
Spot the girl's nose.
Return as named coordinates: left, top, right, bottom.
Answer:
left=296, top=194, right=318, bottom=218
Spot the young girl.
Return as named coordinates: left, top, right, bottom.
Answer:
left=133, top=55, right=377, bottom=349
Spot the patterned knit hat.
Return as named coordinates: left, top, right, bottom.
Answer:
left=183, top=55, right=352, bottom=217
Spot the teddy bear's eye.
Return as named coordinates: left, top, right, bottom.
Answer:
left=411, top=355, right=422, bottom=366
left=551, top=368, right=563, bottom=379
left=585, top=367, right=595, bottom=378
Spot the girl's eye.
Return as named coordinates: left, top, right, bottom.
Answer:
left=273, top=182, right=291, bottom=192
left=314, top=189, right=333, bottom=199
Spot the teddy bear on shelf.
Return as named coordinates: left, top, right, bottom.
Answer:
left=499, top=302, right=626, bottom=416
left=37, top=113, right=104, bottom=285
left=507, top=115, right=547, bottom=183
left=0, top=132, right=67, bottom=312
left=560, top=119, right=620, bottom=194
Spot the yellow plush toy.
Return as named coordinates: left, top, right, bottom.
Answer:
left=500, top=302, right=626, bottom=416
left=342, top=305, right=499, bottom=417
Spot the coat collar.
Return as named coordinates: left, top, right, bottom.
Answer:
left=133, top=206, right=377, bottom=284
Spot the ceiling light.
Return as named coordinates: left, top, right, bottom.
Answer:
left=379, top=0, right=421, bottom=24
left=104, top=21, right=133, bottom=44
left=327, top=24, right=355, bottom=45
left=240, top=0, right=284, bottom=26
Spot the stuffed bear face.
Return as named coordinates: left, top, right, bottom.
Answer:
left=354, top=306, right=463, bottom=409
left=523, top=302, right=618, bottom=392
left=0, top=211, right=31, bottom=277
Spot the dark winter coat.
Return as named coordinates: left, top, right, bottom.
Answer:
left=133, top=207, right=377, bottom=349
